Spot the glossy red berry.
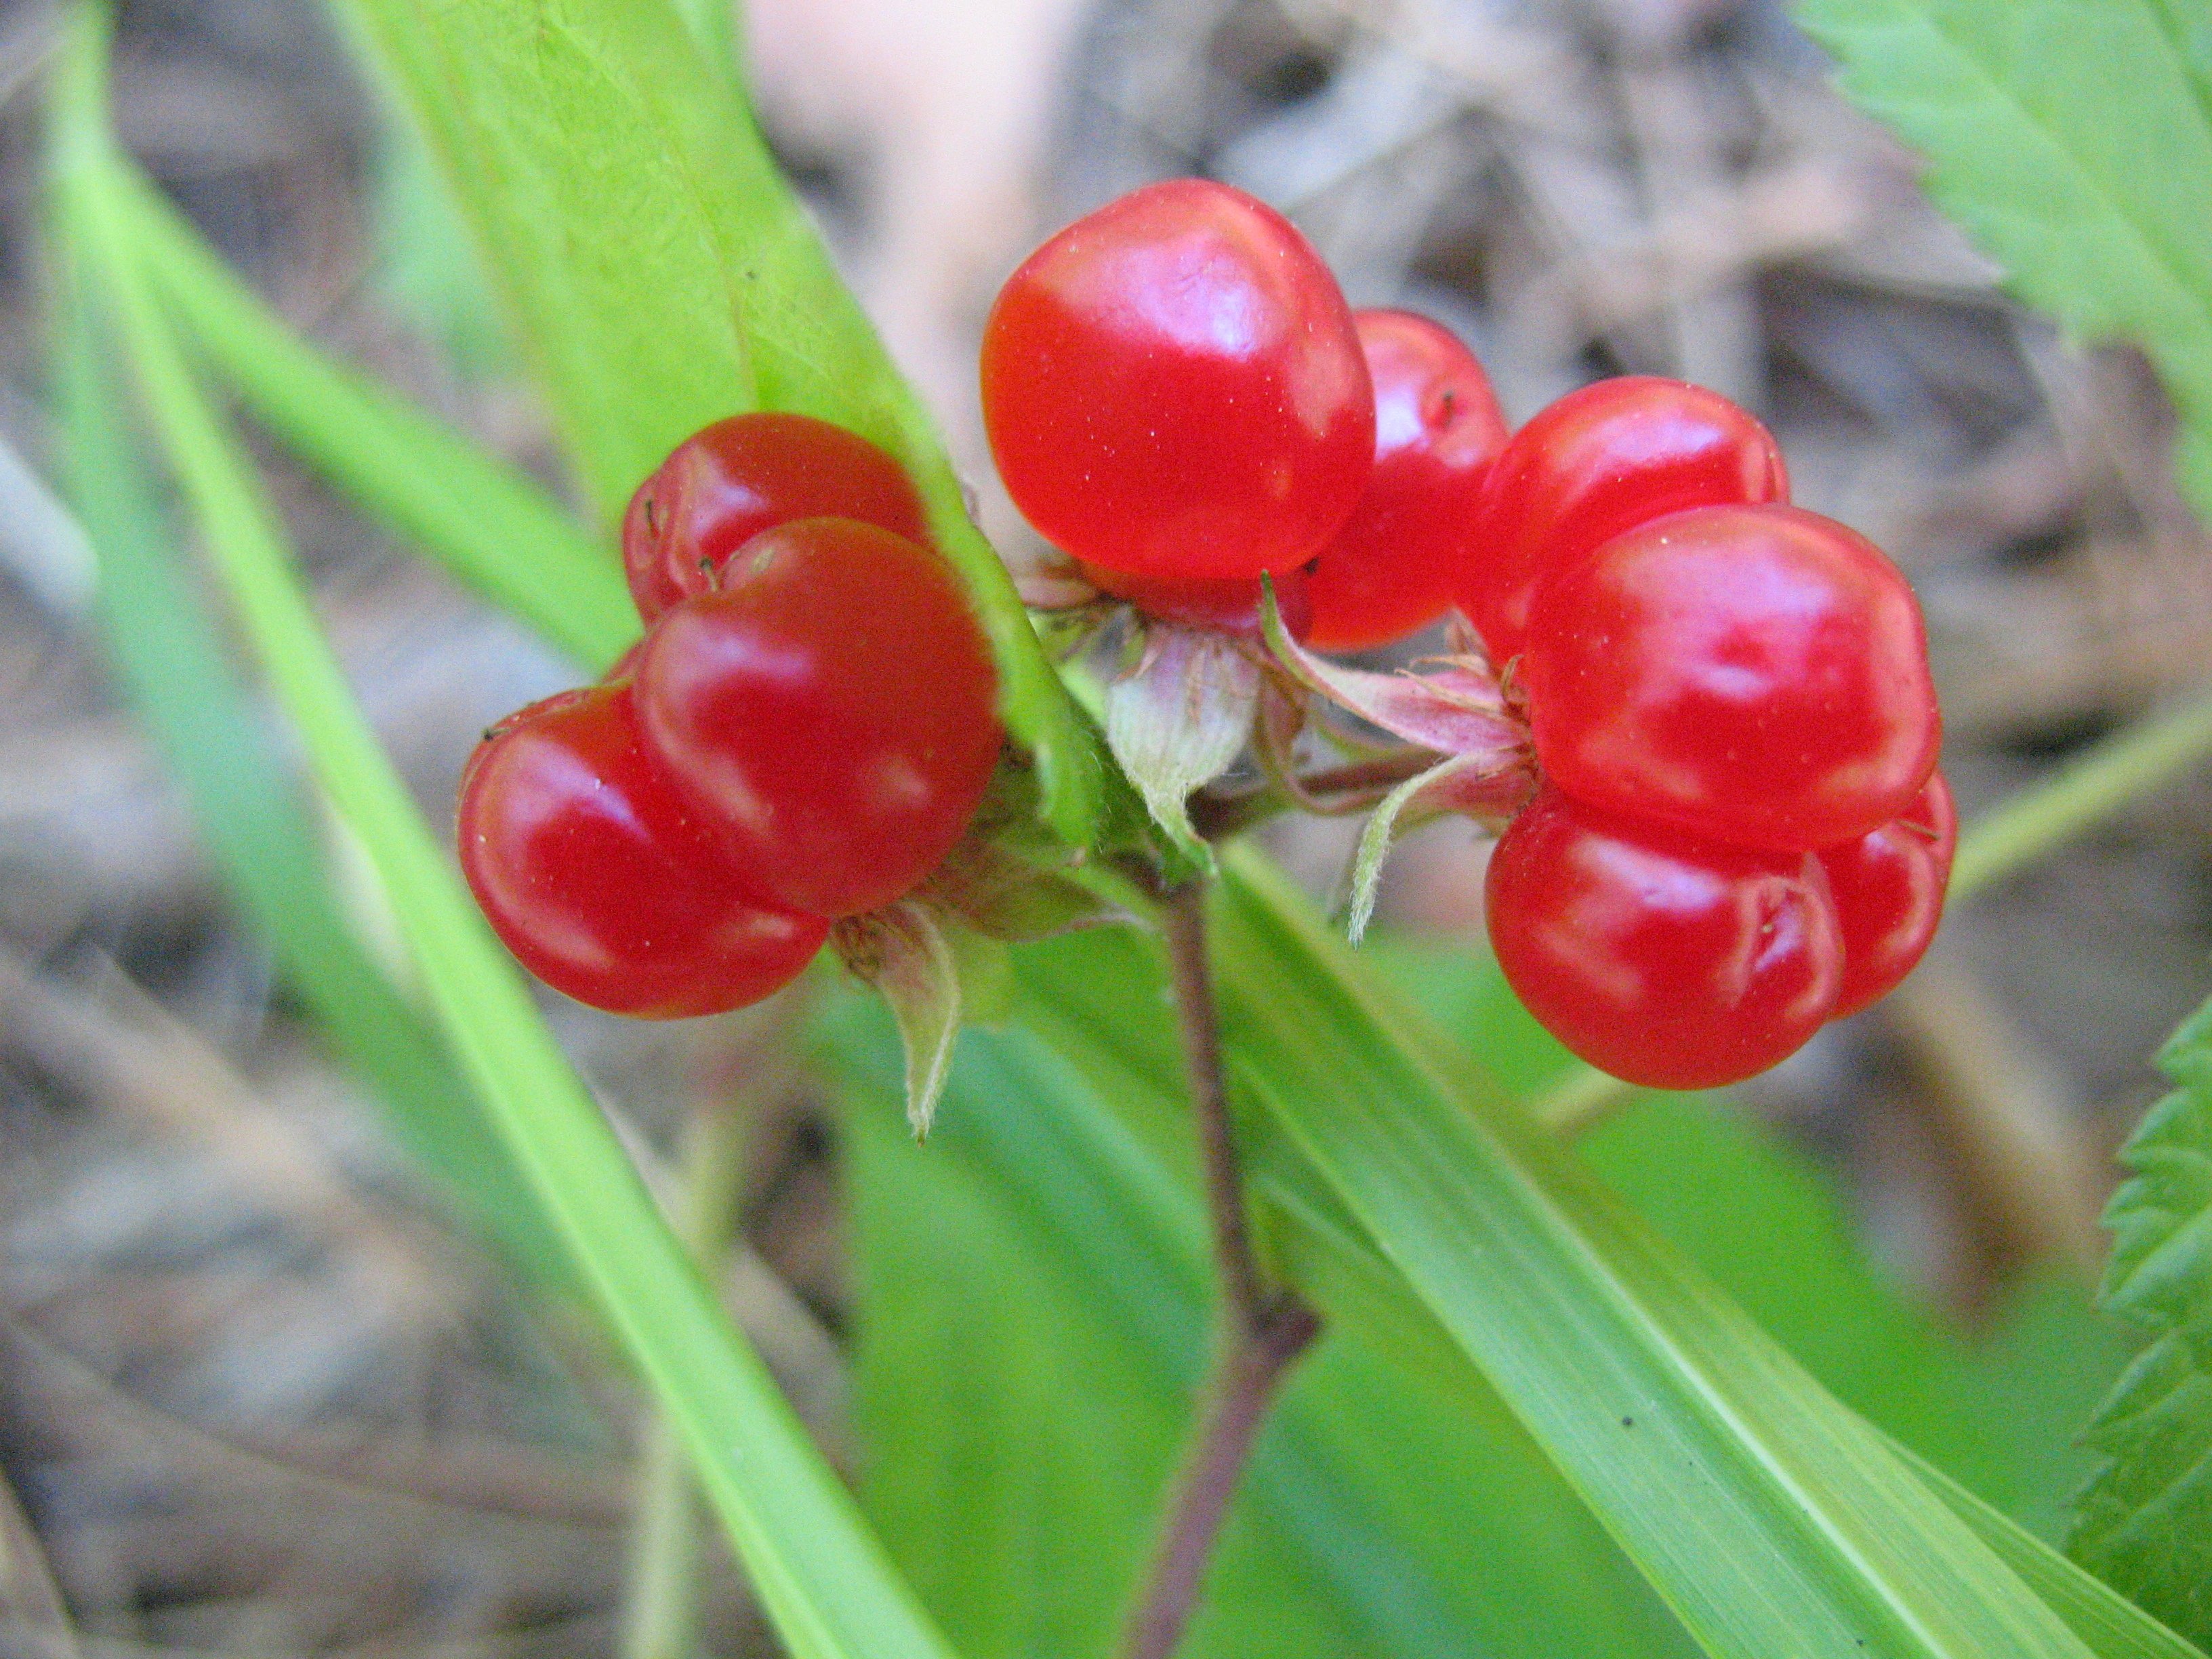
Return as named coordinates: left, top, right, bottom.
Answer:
left=1078, top=558, right=1315, bottom=639
left=1461, top=376, right=1788, bottom=661
left=457, top=684, right=827, bottom=1018
left=1486, top=787, right=1843, bottom=1089
left=1305, top=310, right=1508, bottom=651
left=981, top=179, right=1374, bottom=582
left=621, top=412, right=928, bottom=623
left=636, top=518, right=1002, bottom=918
left=1820, top=770, right=1957, bottom=1018
left=1522, top=504, right=1940, bottom=853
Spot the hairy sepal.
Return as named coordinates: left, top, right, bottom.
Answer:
left=1347, top=751, right=1536, bottom=943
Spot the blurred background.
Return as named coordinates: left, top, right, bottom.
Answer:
left=0, top=0, right=2208, bottom=1653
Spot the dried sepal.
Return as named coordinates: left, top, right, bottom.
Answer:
left=1261, top=582, right=1519, bottom=757
left=832, top=900, right=962, bottom=1136
left=1103, top=621, right=1263, bottom=869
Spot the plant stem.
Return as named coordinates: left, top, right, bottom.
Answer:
left=1949, top=684, right=2212, bottom=901
left=619, top=1101, right=753, bottom=1659
left=1118, top=1296, right=1319, bottom=1659
left=1120, top=882, right=1319, bottom=1659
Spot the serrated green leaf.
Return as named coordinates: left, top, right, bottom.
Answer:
left=2071, top=989, right=2212, bottom=1647
left=327, top=0, right=1109, bottom=843
left=1791, top=0, right=2212, bottom=522
left=53, top=19, right=954, bottom=1655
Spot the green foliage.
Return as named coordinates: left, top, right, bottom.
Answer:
left=327, top=0, right=1109, bottom=842
left=1210, top=846, right=2183, bottom=1659
left=1790, top=0, right=2212, bottom=523
left=822, top=909, right=2189, bottom=1656
left=827, top=979, right=1696, bottom=1658
left=2072, top=990, right=2212, bottom=1647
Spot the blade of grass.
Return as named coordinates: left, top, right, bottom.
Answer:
left=47, top=224, right=557, bottom=1277
left=328, top=0, right=1109, bottom=844
left=1212, top=842, right=2102, bottom=1659
left=116, top=161, right=634, bottom=670
left=55, top=18, right=956, bottom=1657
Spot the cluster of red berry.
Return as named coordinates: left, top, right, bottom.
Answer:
left=981, top=178, right=1951, bottom=1089
left=458, top=415, right=1002, bottom=1018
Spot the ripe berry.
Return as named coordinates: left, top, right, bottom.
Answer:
left=1820, top=770, right=1957, bottom=1017
left=1486, top=787, right=1843, bottom=1089
left=1078, top=558, right=1315, bottom=639
left=1305, top=309, right=1508, bottom=651
left=636, top=517, right=1002, bottom=918
left=981, top=179, right=1374, bottom=582
left=1522, top=504, right=1940, bottom=853
left=457, top=684, right=827, bottom=1017
left=621, top=412, right=928, bottom=623
left=1461, top=376, right=1788, bottom=661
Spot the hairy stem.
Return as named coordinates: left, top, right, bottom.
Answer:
left=1119, top=882, right=1319, bottom=1659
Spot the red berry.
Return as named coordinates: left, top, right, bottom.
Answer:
left=621, top=413, right=928, bottom=623
left=457, top=684, right=827, bottom=1018
left=635, top=518, right=1002, bottom=918
left=1462, top=377, right=1787, bottom=661
left=1523, top=504, right=1940, bottom=853
left=1077, top=558, right=1315, bottom=639
left=981, top=179, right=1374, bottom=582
left=1486, top=787, right=1843, bottom=1089
left=1820, top=770, right=1957, bottom=1018
left=1305, top=310, right=1508, bottom=651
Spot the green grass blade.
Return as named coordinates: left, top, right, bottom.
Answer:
left=54, top=24, right=955, bottom=1658
left=117, top=163, right=634, bottom=670
left=1790, top=0, right=2212, bottom=522
left=1212, top=843, right=2100, bottom=1659
left=327, top=0, right=1107, bottom=843
left=47, top=216, right=556, bottom=1276
left=1901, top=1448, right=2207, bottom=1659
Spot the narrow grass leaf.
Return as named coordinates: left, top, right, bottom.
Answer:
left=1213, top=844, right=2099, bottom=1659
left=56, top=22, right=954, bottom=1655
left=119, top=164, right=633, bottom=670
left=49, top=222, right=556, bottom=1275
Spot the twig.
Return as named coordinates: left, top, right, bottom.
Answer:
left=1118, top=882, right=1319, bottom=1659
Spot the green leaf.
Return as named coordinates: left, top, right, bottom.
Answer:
left=1790, top=0, right=2212, bottom=523
left=54, top=22, right=954, bottom=1656
left=1210, top=843, right=2120, bottom=1659
left=825, top=979, right=1694, bottom=1658
left=327, top=0, right=1109, bottom=843
left=2072, top=989, right=2212, bottom=1647
left=47, top=215, right=558, bottom=1278
left=117, top=163, right=634, bottom=670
